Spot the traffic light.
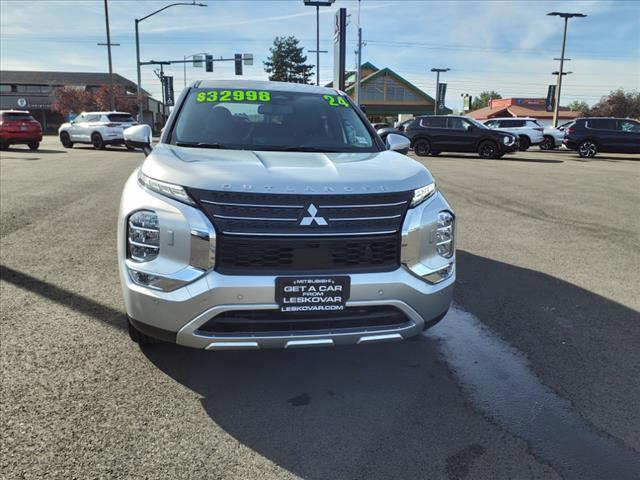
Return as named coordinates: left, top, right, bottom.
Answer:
left=205, top=55, right=213, bottom=73
left=234, top=54, right=243, bottom=75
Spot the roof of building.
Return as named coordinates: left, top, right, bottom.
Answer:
left=344, top=67, right=437, bottom=105
left=467, top=102, right=582, bottom=120
left=0, top=71, right=146, bottom=94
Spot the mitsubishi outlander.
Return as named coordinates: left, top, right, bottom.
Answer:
left=119, top=80, right=455, bottom=350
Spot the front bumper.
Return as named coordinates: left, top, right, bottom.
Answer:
left=118, top=171, right=455, bottom=349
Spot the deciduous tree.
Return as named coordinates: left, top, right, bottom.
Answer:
left=264, top=36, right=314, bottom=84
left=568, top=100, right=589, bottom=115
left=94, top=84, right=137, bottom=112
left=51, top=86, right=94, bottom=115
left=471, top=91, right=502, bottom=110
left=589, top=89, right=640, bottom=118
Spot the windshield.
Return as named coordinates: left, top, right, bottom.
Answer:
left=171, top=88, right=376, bottom=152
left=466, top=117, right=487, bottom=129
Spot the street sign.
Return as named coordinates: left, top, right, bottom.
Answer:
left=193, top=55, right=204, bottom=67
left=235, top=54, right=243, bottom=75
left=545, top=85, right=556, bottom=112
left=333, top=8, right=347, bottom=90
left=164, top=76, right=175, bottom=106
left=205, top=55, right=213, bottom=72
left=243, top=53, right=253, bottom=66
left=463, top=95, right=471, bottom=112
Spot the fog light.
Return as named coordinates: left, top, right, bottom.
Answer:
left=128, top=269, right=162, bottom=289
left=422, top=263, right=453, bottom=284
left=436, top=211, right=454, bottom=258
left=128, top=210, right=159, bottom=262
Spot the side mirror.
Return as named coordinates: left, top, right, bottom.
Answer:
left=124, top=124, right=153, bottom=156
left=69, top=120, right=75, bottom=125
left=386, top=133, right=410, bottom=153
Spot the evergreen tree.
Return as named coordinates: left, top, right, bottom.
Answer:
left=264, top=36, right=314, bottom=84
left=471, top=91, right=502, bottom=110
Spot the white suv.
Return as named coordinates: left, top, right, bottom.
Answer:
left=483, top=117, right=544, bottom=151
left=58, top=111, right=137, bottom=149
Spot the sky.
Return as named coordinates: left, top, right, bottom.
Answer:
left=1, top=0, right=639, bottom=109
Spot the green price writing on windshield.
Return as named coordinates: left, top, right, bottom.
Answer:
left=323, top=95, right=350, bottom=108
left=196, top=90, right=271, bottom=103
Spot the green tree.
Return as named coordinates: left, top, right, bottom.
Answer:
left=264, top=36, right=314, bottom=84
left=471, top=91, right=502, bottom=110
left=589, top=89, right=640, bottom=118
left=568, top=100, right=590, bottom=114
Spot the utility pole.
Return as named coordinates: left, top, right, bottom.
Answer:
left=98, top=0, right=119, bottom=111
left=430, top=67, right=449, bottom=115
left=303, top=1, right=335, bottom=86
left=355, top=0, right=362, bottom=105
left=547, top=11, right=586, bottom=127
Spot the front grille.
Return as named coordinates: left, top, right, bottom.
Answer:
left=187, top=189, right=412, bottom=236
left=187, top=189, right=412, bottom=274
left=216, top=234, right=399, bottom=274
left=196, top=306, right=410, bottom=335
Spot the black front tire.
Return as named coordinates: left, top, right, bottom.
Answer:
left=413, top=139, right=431, bottom=157
left=28, top=141, right=39, bottom=151
left=127, top=318, right=157, bottom=345
left=478, top=140, right=499, bottom=159
left=518, top=136, right=531, bottom=151
left=60, top=132, right=73, bottom=148
left=91, top=133, right=105, bottom=150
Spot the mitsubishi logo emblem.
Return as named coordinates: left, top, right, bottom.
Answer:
left=300, top=204, right=327, bottom=226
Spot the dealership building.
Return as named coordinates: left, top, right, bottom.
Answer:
left=0, top=71, right=165, bottom=132
left=328, top=62, right=450, bottom=123
left=466, top=97, right=581, bottom=126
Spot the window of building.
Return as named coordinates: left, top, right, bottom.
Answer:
left=0, top=84, right=11, bottom=92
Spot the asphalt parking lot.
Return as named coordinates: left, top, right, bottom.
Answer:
left=1, top=137, right=639, bottom=479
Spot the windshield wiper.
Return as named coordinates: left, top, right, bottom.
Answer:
left=175, top=141, right=227, bottom=149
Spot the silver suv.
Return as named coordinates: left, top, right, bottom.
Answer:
left=483, top=117, right=544, bottom=150
left=58, top=111, right=137, bottom=149
left=119, top=80, right=455, bottom=350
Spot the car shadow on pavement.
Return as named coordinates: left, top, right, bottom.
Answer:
left=0, top=148, right=66, bottom=155
left=137, top=250, right=640, bottom=480
left=433, top=153, right=563, bottom=163
left=0, top=264, right=126, bottom=330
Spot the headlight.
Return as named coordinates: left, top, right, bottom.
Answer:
left=128, top=210, right=159, bottom=262
left=435, top=211, right=454, bottom=258
left=138, top=170, right=194, bottom=205
left=411, top=182, right=436, bottom=207
left=503, top=136, right=513, bottom=145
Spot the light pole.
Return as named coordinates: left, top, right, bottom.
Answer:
left=135, top=1, right=207, bottom=123
left=430, top=68, right=450, bottom=115
left=183, top=52, right=209, bottom=88
left=303, top=0, right=335, bottom=86
left=547, top=11, right=586, bottom=127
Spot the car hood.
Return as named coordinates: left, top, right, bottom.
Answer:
left=488, top=128, right=516, bottom=138
left=141, top=143, right=433, bottom=194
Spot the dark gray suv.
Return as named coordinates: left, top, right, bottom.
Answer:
left=405, top=115, right=518, bottom=159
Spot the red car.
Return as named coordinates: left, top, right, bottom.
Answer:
left=0, top=110, right=43, bottom=151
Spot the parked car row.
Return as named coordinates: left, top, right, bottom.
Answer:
left=0, top=110, right=43, bottom=150
left=371, top=115, right=639, bottom=159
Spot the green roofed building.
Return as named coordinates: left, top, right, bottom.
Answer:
left=327, top=62, right=450, bottom=124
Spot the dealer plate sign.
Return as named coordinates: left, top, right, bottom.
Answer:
left=275, top=276, right=350, bottom=313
